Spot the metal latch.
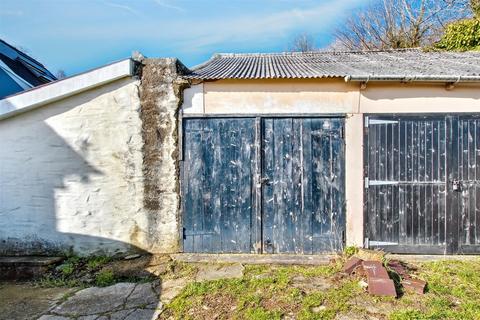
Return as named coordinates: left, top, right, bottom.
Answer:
left=260, top=177, right=271, bottom=186
left=452, top=180, right=462, bottom=192
left=264, top=239, right=273, bottom=254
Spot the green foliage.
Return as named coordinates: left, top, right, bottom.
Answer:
left=389, top=259, right=480, bottom=320
left=436, top=18, right=480, bottom=51
left=95, top=269, right=115, bottom=287
left=56, top=256, right=81, bottom=276
left=37, top=254, right=151, bottom=288
left=86, top=256, right=111, bottom=270
left=37, top=276, right=80, bottom=288
left=244, top=307, right=282, bottom=320
left=343, top=246, right=359, bottom=257
left=472, top=0, right=480, bottom=18
left=162, top=260, right=480, bottom=320
left=58, top=263, right=75, bottom=276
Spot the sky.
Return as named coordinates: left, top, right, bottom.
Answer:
left=0, top=0, right=369, bottom=76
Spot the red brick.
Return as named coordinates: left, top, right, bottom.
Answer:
left=343, top=257, right=363, bottom=274
left=387, top=260, right=409, bottom=277
left=402, top=278, right=426, bottom=294
left=368, top=278, right=397, bottom=297
left=362, top=261, right=390, bottom=279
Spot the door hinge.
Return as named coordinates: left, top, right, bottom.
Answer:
left=368, top=119, right=399, bottom=126
left=369, top=241, right=399, bottom=246
left=364, top=177, right=369, bottom=189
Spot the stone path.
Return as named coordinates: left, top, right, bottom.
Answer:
left=32, top=263, right=245, bottom=320
left=0, top=283, right=74, bottom=320
left=38, top=282, right=162, bottom=320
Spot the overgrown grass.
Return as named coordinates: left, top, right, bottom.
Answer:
left=161, top=259, right=480, bottom=320
left=37, top=255, right=140, bottom=288
left=94, top=269, right=115, bottom=287
left=161, top=262, right=357, bottom=320
left=389, top=259, right=480, bottom=320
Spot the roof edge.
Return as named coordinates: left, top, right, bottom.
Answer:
left=188, top=54, right=222, bottom=72
left=345, top=75, right=480, bottom=82
left=212, top=48, right=423, bottom=58
left=0, top=58, right=134, bottom=121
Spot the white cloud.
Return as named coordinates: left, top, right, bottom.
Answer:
left=152, top=0, right=185, bottom=12
left=171, top=0, right=366, bottom=51
left=103, top=1, right=142, bottom=16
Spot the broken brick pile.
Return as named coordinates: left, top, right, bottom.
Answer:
left=343, top=257, right=426, bottom=298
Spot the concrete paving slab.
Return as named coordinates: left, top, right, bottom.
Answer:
left=196, top=263, right=244, bottom=282
left=0, top=282, right=74, bottom=320
left=37, top=316, right=71, bottom=320
left=52, top=283, right=136, bottom=316
left=160, top=278, right=188, bottom=304
left=124, top=283, right=159, bottom=309
left=172, top=253, right=334, bottom=265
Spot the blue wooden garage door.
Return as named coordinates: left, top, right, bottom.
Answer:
left=182, top=117, right=345, bottom=254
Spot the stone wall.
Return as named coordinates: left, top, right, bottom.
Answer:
left=138, top=58, right=188, bottom=253
left=0, top=59, right=187, bottom=256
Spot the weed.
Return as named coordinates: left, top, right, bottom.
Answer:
left=86, top=256, right=111, bottom=270
left=58, top=263, right=75, bottom=276
left=95, top=269, right=115, bottom=287
left=243, top=307, right=281, bottom=320
left=389, top=259, right=480, bottom=320
left=344, top=246, right=359, bottom=257
left=37, top=276, right=81, bottom=288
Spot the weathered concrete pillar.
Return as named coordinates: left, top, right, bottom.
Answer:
left=138, top=58, right=188, bottom=253
left=345, top=113, right=365, bottom=247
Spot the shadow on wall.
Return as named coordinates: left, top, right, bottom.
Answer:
left=0, top=80, right=148, bottom=257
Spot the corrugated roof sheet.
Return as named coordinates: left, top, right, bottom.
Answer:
left=185, top=49, right=480, bottom=81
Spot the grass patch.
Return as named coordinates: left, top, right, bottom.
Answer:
left=37, top=276, right=81, bottom=288
left=86, top=256, right=111, bottom=270
left=344, top=246, right=359, bottom=257
left=389, top=259, right=480, bottom=320
left=36, top=254, right=155, bottom=288
left=161, top=259, right=480, bottom=320
left=95, top=269, right=115, bottom=287
left=161, top=262, right=354, bottom=320
left=163, top=260, right=198, bottom=280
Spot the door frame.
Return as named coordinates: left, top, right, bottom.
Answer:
left=179, top=113, right=346, bottom=254
left=363, top=113, right=480, bottom=255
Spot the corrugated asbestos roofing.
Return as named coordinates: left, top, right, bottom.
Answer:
left=185, top=49, right=480, bottom=80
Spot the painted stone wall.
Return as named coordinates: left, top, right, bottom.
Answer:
left=0, top=59, right=186, bottom=256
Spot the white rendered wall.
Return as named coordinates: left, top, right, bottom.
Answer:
left=0, top=78, right=151, bottom=255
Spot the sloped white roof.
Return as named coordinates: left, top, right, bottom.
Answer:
left=0, top=58, right=134, bottom=121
